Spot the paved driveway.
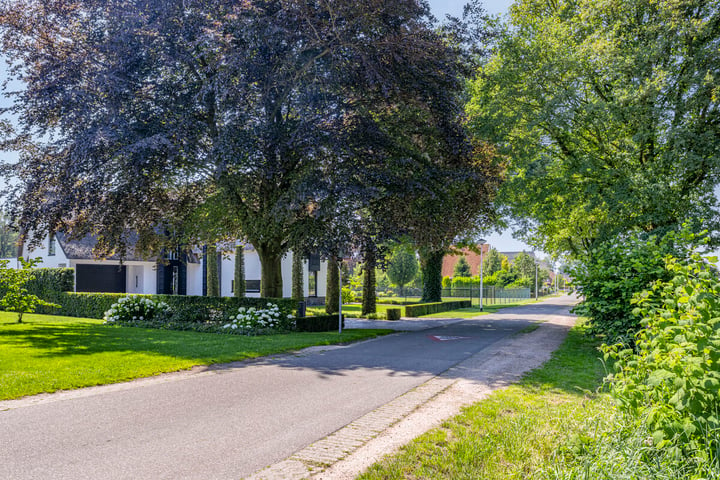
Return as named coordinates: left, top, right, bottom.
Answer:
left=0, top=296, right=576, bottom=480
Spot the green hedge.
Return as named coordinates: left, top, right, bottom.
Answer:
left=0, top=267, right=75, bottom=299
left=295, top=314, right=344, bottom=332
left=386, top=308, right=401, bottom=320
left=404, top=300, right=471, bottom=317
left=37, top=292, right=296, bottom=322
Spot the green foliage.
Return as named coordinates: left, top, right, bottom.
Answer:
left=468, top=0, right=720, bottom=257
left=326, top=257, right=340, bottom=314
left=386, top=308, right=401, bottom=321
left=604, top=253, right=720, bottom=454
left=441, top=276, right=452, bottom=289
left=295, top=314, right=343, bottom=332
left=206, top=245, right=220, bottom=297
left=512, top=251, right=535, bottom=279
left=361, top=249, right=377, bottom=315
left=494, top=269, right=519, bottom=288
left=404, top=300, right=471, bottom=317
left=419, top=248, right=444, bottom=303
left=571, top=230, right=697, bottom=342
left=453, top=256, right=472, bottom=277
left=291, top=252, right=303, bottom=301
left=25, top=268, right=74, bottom=297
left=36, top=291, right=295, bottom=322
left=386, top=248, right=418, bottom=295
left=506, top=277, right=532, bottom=289
left=483, top=247, right=503, bottom=276
left=0, top=258, right=59, bottom=323
left=234, top=245, right=245, bottom=298
left=341, top=287, right=355, bottom=304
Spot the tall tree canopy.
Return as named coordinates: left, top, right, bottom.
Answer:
left=468, top=0, right=720, bottom=257
left=0, top=0, right=473, bottom=297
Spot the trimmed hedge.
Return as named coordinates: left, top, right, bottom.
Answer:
left=386, top=308, right=401, bottom=321
left=37, top=292, right=296, bottom=322
left=0, top=267, right=74, bottom=299
left=404, top=300, right=471, bottom=317
left=295, top=314, right=344, bottom=332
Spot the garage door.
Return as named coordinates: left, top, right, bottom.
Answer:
left=75, top=265, right=127, bottom=293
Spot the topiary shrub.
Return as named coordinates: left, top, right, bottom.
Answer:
left=295, top=314, right=344, bottom=332
left=404, top=300, right=471, bottom=317
left=386, top=308, right=401, bottom=320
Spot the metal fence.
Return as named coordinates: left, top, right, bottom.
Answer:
left=374, top=285, right=554, bottom=306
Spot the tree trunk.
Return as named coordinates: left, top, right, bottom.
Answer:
left=234, top=244, right=245, bottom=297
left=257, top=244, right=283, bottom=298
left=419, top=248, right=444, bottom=303
left=206, top=245, right=220, bottom=297
left=326, top=257, right=339, bottom=314
left=292, top=252, right=304, bottom=301
left=361, top=248, right=376, bottom=316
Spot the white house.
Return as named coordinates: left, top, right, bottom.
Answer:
left=19, top=233, right=327, bottom=300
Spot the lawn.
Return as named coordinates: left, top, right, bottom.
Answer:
left=0, top=312, right=390, bottom=401
left=357, top=323, right=611, bottom=479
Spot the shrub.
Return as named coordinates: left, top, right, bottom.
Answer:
left=0, top=259, right=60, bottom=322
left=603, top=253, right=720, bottom=454
left=386, top=308, right=401, bottom=320
left=222, top=303, right=295, bottom=335
left=571, top=229, right=697, bottom=342
left=103, top=296, right=171, bottom=324
left=341, top=287, right=356, bottom=304
left=295, top=314, right=344, bottom=332
left=405, top=300, right=471, bottom=317
left=441, top=276, right=452, bottom=289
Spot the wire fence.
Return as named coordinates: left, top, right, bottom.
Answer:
left=374, top=285, right=557, bottom=306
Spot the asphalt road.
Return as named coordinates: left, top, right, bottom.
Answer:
left=0, top=297, right=574, bottom=480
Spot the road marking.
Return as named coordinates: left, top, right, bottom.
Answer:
left=427, top=335, right=472, bottom=342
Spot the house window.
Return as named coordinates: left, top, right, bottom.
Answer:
left=48, top=234, right=56, bottom=256
left=309, top=271, right=318, bottom=297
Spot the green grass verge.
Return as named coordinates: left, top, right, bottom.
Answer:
left=357, top=323, right=611, bottom=479
left=0, top=312, right=391, bottom=401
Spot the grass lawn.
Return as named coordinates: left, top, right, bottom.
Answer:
left=0, top=312, right=391, bottom=401
left=357, top=323, right=612, bottom=479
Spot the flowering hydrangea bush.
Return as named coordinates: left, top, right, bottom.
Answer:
left=103, top=296, right=172, bottom=324
left=223, top=303, right=294, bottom=334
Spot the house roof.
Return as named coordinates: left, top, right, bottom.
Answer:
left=56, top=232, right=200, bottom=263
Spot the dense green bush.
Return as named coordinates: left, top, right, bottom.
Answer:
left=604, top=253, right=720, bottom=455
left=0, top=267, right=74, bottom=299
left=103, top=296, right=171, bottom=324
left=38, top=291, right=295, bottom=321
left=295, top=314, right=344, bottom=332
left=405, top=300, right=471, bottom=317
left=386, top=308, right=401, bottom=320
left=571, top=230, right=697, bottom=342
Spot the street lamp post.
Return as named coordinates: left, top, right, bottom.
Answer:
left=478, top=239, right=486, bottom=311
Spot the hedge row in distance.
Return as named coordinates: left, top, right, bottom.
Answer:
left=404, top=300, right=471, bottom=317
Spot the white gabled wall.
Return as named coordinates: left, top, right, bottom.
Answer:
left=23, top=234, right=70, bottom=268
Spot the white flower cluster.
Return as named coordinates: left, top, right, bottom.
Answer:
left=103, top=296, right=171, bottom=324
left=223, top=303, right=294, bottom=333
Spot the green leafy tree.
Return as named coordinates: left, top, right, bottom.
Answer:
left=361, top=249, right=377, bottom=316
left=325, top=257, right=340, bottom=315
left=0, top=258, right=59, bottom=323
left=234, top=245, right=245, bottom=298
left=0, top=0, right=483, bottom=299
left=453, top=256, right=472, bottom=278
left=386, top=249, right=418, bottom=298
left=468, top=0, right=720, bottom=257
left=482, top=247, right=502, bottom=276
left=291, top=252, right=303, bottom=302
left=511, top=252, right=536, bottom=280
